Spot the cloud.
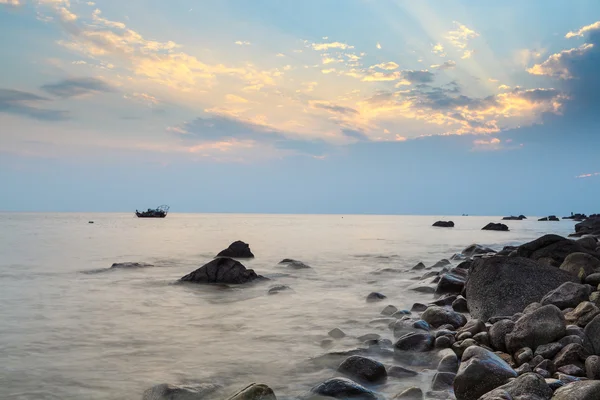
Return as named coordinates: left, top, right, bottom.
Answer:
left=566, top=21, right=600, bottom=38
left=123, top=92, right=159, bottom=106
left=312, top=42, right=354, bottom=51
left=370, top=62, right=399, bottom=70
left=40, top=77, right=115, bottom=98
left=527, top=44, right=594, bottom=79
left=473, top=137, right=500, bottom=146
left=498, top=84, right=511, bottom=90
left=430, top=60, right=456, bottom=70
left=235, top=41, right=251, bottom=46
left=0, top=0, right=20, bottom=5
left=225, top=94, right=249, bottom=103
left=446, top=21, right=479, bottom=50
left=432, top=43, right=445, bottom=56
left=461, top=49, right=474, bottom=59
left=0, top=88, right=68, bottom=120
left=403, top=70, right=435, bottom=83
left=575, top=172, right=600, bottom=178
left=309, top=100, right=358, bottom=116
left=515, top=48, right=545, bottom=67
left=376, top=42, right=382, bottom=50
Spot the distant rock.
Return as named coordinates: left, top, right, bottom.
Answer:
left=142, top=383, right=222, bottom=400
left=278, top=259, right=311, bottom=269
left=180, top=257, right=265, bottom=285
left=482, top=222, right=509, bottom=231
left=574, top=216, right=600, bottom=237
left=538, top=215, right=560, bottom=221
left=366, top=292, right=386, bottom=302
left=433, top=221, right=454, bottom=228
left=564, top=213, right=588, bottom=221
left=502, top=215, right=527, bottom=220
left=216, top=241, right=255, bottom=258
left=268, top=285, right=291, bottom=295
left=110, top=262, right=153, bottom=269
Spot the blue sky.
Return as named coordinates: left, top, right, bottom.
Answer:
left=1, top=0, right=599, bottom=214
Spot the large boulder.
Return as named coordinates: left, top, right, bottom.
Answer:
left=216, top=241, right=255, bottom=258
left=574, top=217, right=600, bottom=236
left=142, top=383, right=222, bottom=400
left=560, top=253, right=600, bottom=280
left=433, top=221, right=454, bottom=228
left=310, top=377, right=377, bottom=399
left=465, top=257, right=578, bottom=321
left=505, top=305, right=566, bottom=353
left=180, top=257, right=264, bottom=284
left=478, top=373, right=552, bottom=400
left=453, top=346, right=517, bottom=400
left=551, top=380, right=600, bottom=400
left=482, top=223, right=509, bottom=231
left=337, top=355, right=387, bottom=384
left=421, top=306, right=467, bottom=329
left=515, top=234, right=599, bottom=267
left=540, top=282, right=591, bottom=309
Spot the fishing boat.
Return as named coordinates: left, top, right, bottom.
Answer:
left=135, top=205, right=169, bottom=218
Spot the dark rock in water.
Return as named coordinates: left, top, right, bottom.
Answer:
left=502, top=215, right=526, bottom=220
left=461, top=244, right=497, bottom=258
left=412, top=262, right=426, bottom=270
left=560, top=253, right=600, bottom=281
left=551, top=380, right=600, bottom=400
left=310, top=377, right=377, bottom=399
left=337, top=355, right=387, bottom=384
left=366, top=292, right=387, bottom=302
left=453, top=346, right=517, bottom=400
left=431, top=259, right=452, bottom=269
left=478, top=372, right=552, bottom=400
left=329, top=328, right=346, bottom=339
left=433, top=221, right=454, bottom=228
left=409, top=285, right=435, bottom=294
left=216, top=240, right=254, bottom=258
left=387, top=365, right=419, bottom=379
left=585, top=355, right=600, bottom=379
left=437, top=352, right=459, bottom=373
left=482, top=223, right=509, bottom=231
left=538, top=215, right=560, bottom=222
left=180, top=257, right=265, bottom=284
left=358, top=333, right=380, bottom=342
left=497, top=245, right=518, bottom=256
left=564, top=301, right=600, bottom=327
left=515, top=234, right=600, bottom=267
left=541, top=282, right=591, bottom=309
left=381, top=305, right=398, bottom=316
left=430, top=294, right=457, bottom=307
left=506, top=305, right=566, bottom=353
left=394, top=332, right=435, bottom=352
left=268, top=285, right=291, bottom=295
left=142, top=383, right=222, bottom=400
left=452, top=296, right=468, bottom=313
left=278, top=259, right=311, bottom=269
left=411, top=303, right=428, bottom=312
left=393, top=386, right=423, bottom=399
left=226, top=383, right=276, bottom=400
left=465, top=256, right=579, bottom=321
left=431, top=372, right=455, bottom=391
left=412, top=320, right=431, bottom=331
left=435, top=269, right=468, bottom=295
left=111, top=262, right=153, bottom=269
left=421, top=306, right=467, bottom=329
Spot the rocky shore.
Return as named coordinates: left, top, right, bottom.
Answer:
left=144, top=216, right=600, bottom=400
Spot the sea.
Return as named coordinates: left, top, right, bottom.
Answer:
left=0, top=213, right=577, bottom=400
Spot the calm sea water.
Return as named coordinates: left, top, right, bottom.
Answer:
left=0, top=213, right=576, bottom=400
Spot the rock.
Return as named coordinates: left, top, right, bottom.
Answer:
left=466, top=257, right=578, bottom=321
left=452, top=339, right=478, bottom=358
left=502, top=215, right=526, bottom=220
left=392, top=310, right=411, bottom=318
left=566, top=324, right=586, bottom=338
left=457, top=332, right=473, bottom=341
left=538, top=215, right=560, bottom=222
left=393, top=386, right=423, bottom=399
left=541, top=282, right=591, bottom=310
left=358, top=333, right=381, bottom=342
left=412, top=262, right=426, bottom=270
left=453, top=346, right=517, bottom=400
left=553, top=343, right=589, bottom=368
left=535, top=359, right=556, bottom=375
left=458, top=319, right=487, bottom=336
left=268, top=285, right=291, bottom=295
left=310, top=377, right=377, bottom=399
left=461, top=244, right=497, bottom=258
left=381, top=305, right=398, bottom=316
left=575, top=217, right=600, bottom=236
left=433, top=221, right=454, bottom=228
left=489, top=319, right=515, bottom=352
left=226, top=384, right=276, bottom=400
left=431, top=294, right=458, bottom=307
left=410, top=286, right=435, bottom=294
left=557, top=364, right=585, bottom=376
left=535, top=342, right=564, bottom=359
left=337, top=355, right=387, bottom=384
left=411, top=303, right=428, bottom=312
left=366, top=292, right=387, bottom=302
left=278, top=259, right=311, bottom=269
left=412, top=320, right=430, bottom=331
left=559, top=335, right=584, bottom=347
left=431, top=259, right=452, bottom=268
left=515, top=363, right=532, bottom=375
left=515, top=234, right=599, bottom=267
left=506, top=305, right=566, bottom=353
left=584, top=273, right=600, bottom=286
left=431, top=372, right=455, bottom=391
left=180, top=258, right=264, bottom=284
left=551, top=380, right=600, bottom=400
left=554, top=373, right=583, bottom=383
left=585, top=355, right=600, bottom=379
left=216, top=241, right=254, bottom=258
left=482, top=223, right=509, bottom=231
left=473, top=332, right=490, bottom=347
left=388, top=365, right=419, bottom=379
left=452, top=296, right=469, bottom=313
left=590, top=291, right=600, bottom=307
left=321, top=339, right=334, bottom=348
left=535, top=368, right=551, bottom=378
left=438, top=352, right=459, bottom=373
left=394, top=332, right=435, bottom=352
left=478, top=372, right=552, bottom=400
left=111, top=262, right=153, bottom=269
left=524, top=302, right=543, bottom=314
left=142, top=383, right=222, bottom=400
left=515, top=347, right=533, bottom=366
left=577, top=237, right=598, bottom=251
left=435, top=336, right=453, bottom=349
left=329, top=328, right=346, bottom=339
left=560, top=253, right=600, bottom=280
left=436, top=269, right=468, bottom=295
left=545, top=379, right=564, bottom=391
left=565, top=301, right=600, bottom=327
left=421, top=306, right=467, bottom=329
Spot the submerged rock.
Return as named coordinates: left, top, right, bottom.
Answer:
left=329, top=328, right=346, bottom=339
left=461, top=244, right=497, bottom=258
left=310, top=377, right=377, bottom=399
left=337, top=355, right=387, bottom=384
left=180, top=257, right=265, bottom=285
left=216, top=241, right=255, bottom=258
left=278, top=259, right=311, bottom=269
left=393, top=386, right=423, bottom=399
left=226, top=383, right=276, bottom=400
left=502, top=215, right=526, bottom=220
left=111, top=262, right=153, bottom=269
left=366, top=292, right=387, bottom=302
left=268, top=285, right=291, bottom=295
left=481, top=223, right=509, bottom=231
left=142, top=383, right=222, bottom=400
left=433, top=221, right=454, bottom=228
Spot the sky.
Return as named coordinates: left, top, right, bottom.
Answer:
left=1, top=0, right=599, bottom=215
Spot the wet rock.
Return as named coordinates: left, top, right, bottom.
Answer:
left=565, top=301, right=600, bottom=327
left=534, top=342, right=564, bottom=359
left=413, top=320, right=431, bottom=331
left=515, top=234, right=599, bottom=266
left=392, top=310, right=411, bottom=318
left=366, top=292, right=387, bottom=302
left=452, top=296, right=469, bottom=313
left=278, top=259, right=311, bottom=269
left=111, top=262, right=153, bottom=269
left=457, top=332, right=472, bottom=341
left=535, top=359, right=556, bottom=375
left=358, top=334, right=381, bottom=342
left=268, top=285, right=291, bottom=295
left=381, top=305, right=398, bottom=316
left=583, top=314, right=600, bottom=354
left=394, top=332, right=435, bottom=352
left=458, top=319, right=486, bottom=336
left=329, top=328, right=346, bottom=339
left=502, top=215, right=526, bottom=221
left=585, top=355, right=600, bottom=379
left=226, top=383, right=276, bottom=400
left=478, top=372, right=552, bottom=400
left=431, top=372, right=455, bottom=391
left=559, top=335, right=584, bottom=347
left=452, top=339, right=478, bottom=358
left=436, top=269, right=468, bottom=295
left=435, top=336, right=453, bottom=349
left=180, top=257, right=265, bottom=284
left=551, top=380, right=600, bottom=400
left=321, top=339, right=334, bottom=348
left=545, top=379, right=564, bottom=391
left=393, top=386, right=423, bottom=399
left=433, top=221, right=454, bottom=228
left=489, top=319, right=515, bottom=353
left=515, top=363, right=532, bottom=375
left=461, top=244, right=497, bottom=258
left=412, top=262, right=426, bottom=270
left=453, top=346, right=517, bottom=400
left=557, top=364, right=585, bottom=376
left=505, top=305, right=566, bottom=353
left=473, top=332, right=490, bottom=347
left=584, top=273, right=600, bottom=286
left=338, top=355, right=387, bottom=384
left=540, top=282, right=591, bottom=310
left=216, top=241, right=254, bottom=258
left=466, top=257, right=578, bottom=321
left=420, top=271, right=439, bottom=280
left=430, top=295, right=457, bottom=307
left=515, top=347, right=533, bottom=366
left=560, top=253, right=600, bottom=281
left=142, top=383, right=222, bottom=400
left=310, top=377, right=377, bottom=400
left=482, top=223, right=509, bottom=231
left=410, top=285, right=436, bottom=294
left=535, top=368, right=551, bottom=378
left=432, top=259, right=452, bottom=269
left=421, top=306, right=467, bottom=329
left=411, top=303, right=428, bottom=312
left=388, top=365, right=419, bottom=379
left=437, top=352, right=459, bottom=373
left=553, top=343, right=589, bottom=368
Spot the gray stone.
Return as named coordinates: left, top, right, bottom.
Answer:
left=515, top=363, right=532, bottom=375
left=436, top=269, right=468, bottom=295
left=216, top=241, right=255, bottom=258
left=553, top=343, right=589, bottom=368
left=358, top=334, right=381, bottom=342
left=535, top=359, right=556, bottom=375
left=329, top=328, right=346, bottom=339
left=388, top=365, right=419, bottom=379
left=551, top=381, right=600, bottom=400
left=557, top=364, right=585, bottom=376
left=515, top=347, right=533, bottom=366
left=524, top=302, right=543, bottom=314
left=431, top=294, right=458, bottom=307
left=566, top=325, right=586, bottom=338
left=142, top=383, right=222, bottom=400
left=505, top=305, right=566, bottom=353
left=393, top=386, right=423, bottom=399
left=278, top=259, right=311, bottom=269
left=560, top=253, right=600, bottom=281
left=411, top=303, right=428, bottom=312
left=452, top=339, right=478, bottom=358
left=394, top=332, right=435, bottom=352
left=564, top=301, right=600, bottom=327
left=515, top=234, right=600, bottom=266
left=337, top=355, right=387, bottom=384
left=534, top=342, right=564, bottom=359
left=540, top=282, right=591, bottom=310
left=226, top=384, right=276, bottom=400
left=584, top=355, right=600, bottom=379
left=577, top=237, right=598, bottom=251
left=473, top=332, right=490, bottom=347
left=583, top=314, right=600, bottom=355
left=461, top=244, right=497, bottom=258
left=435, top=336, right=453, bottom=349
left=457, top=332, right=472, bottom=341
left=489, top=319, right=515, bottom=352
left=558, top=335, right=584, bottom=347
left=545, top=378, right=564, bottom=391
left=535, top=368, right=551, bottom=378
left=381, top=305, right=398, bottom=316
left=453, top=346, right=517, bottom=400
left=466, top=257, right=578, bottom=321
left=458, top=319, right=486, bottom=336
left=310, top=378, right=377, bottom=399
left=431, top=372, right=455, bottom=391
left=180, top=257, right=264, bottom=284
left=421, top=306, right=467, bottom=329
left=412, top=262, right=426, bottom=270
left=437, top=352, right=459, bottom=373
left=478, top=373, right=552, bottom=400
left=366, top=292, right=387, bottom=302
left=584, top=273, right=600, bottom=286
left=268, top=285, right=291, bottom=295
left=452, top=296, right=469, bottom=313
